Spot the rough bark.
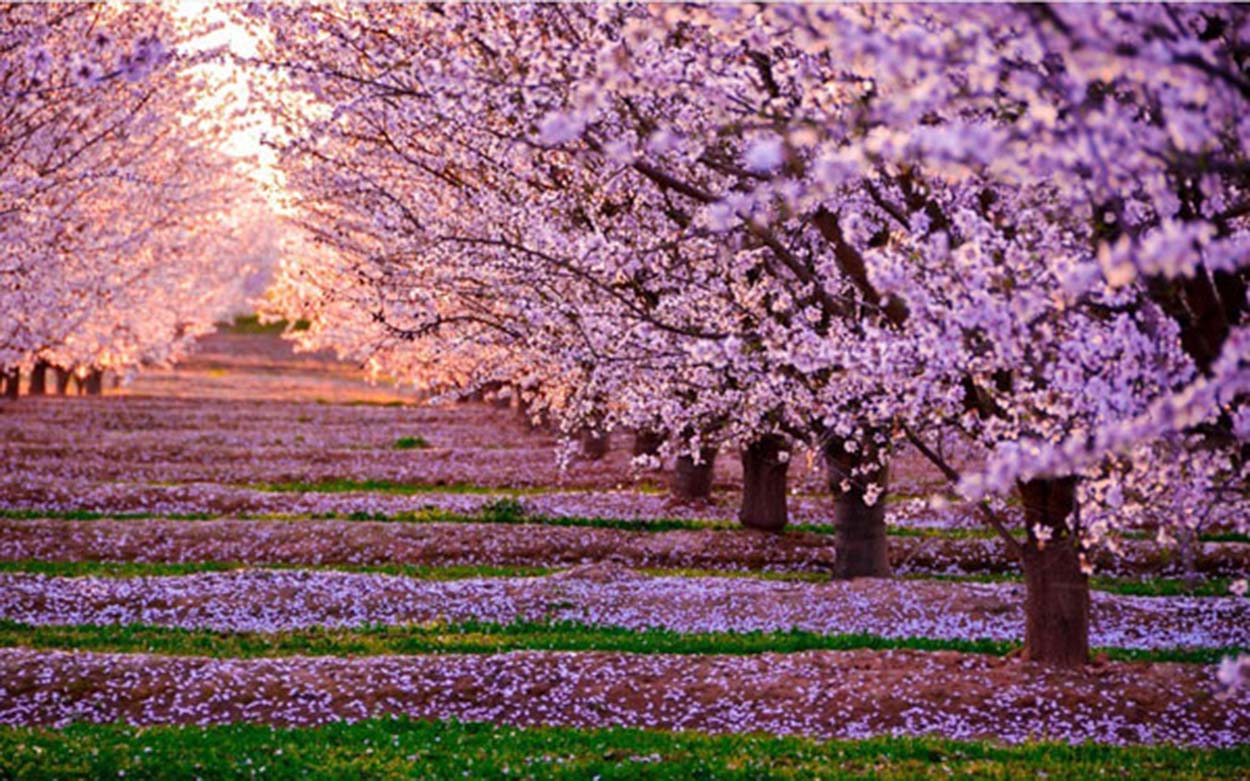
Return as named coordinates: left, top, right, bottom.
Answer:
left=672, top=447, right=717, bottom=502
left=513, top=388, right=549, bottom=430
left=29, top=361, right=49, bottom=396
left=1177, top=525, right=1202, bottom=590
left=1, top=368, right=18, bottom=400
left=579, top=429, right=611, bottom=460
left=1018, top=477, right=1089, bottom=668
left=519, top=406, right=551, bottom=431
left=461, top=383, right=491, bottom=403
left=515, top=397, right=536, bottom=426
left=54, top=368, right=71, bottom=396
left=83, top=369, right=104, bottom=396
left=823, top=437, right=891, bottom=578
left=632, top=429, right=664, bottom=458
left=738, top=436, right=789, bottom=532
left=490, top=389, right=513, bottom=410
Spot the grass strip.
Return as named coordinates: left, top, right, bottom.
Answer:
left=245, top=482, right=1008, bottom=532
left=0, top=620, right=1238, bottom=664
left=0, top=560, right=555, bottom=580
left=0, top=559, right=1240, bottom=598
left=0, top=505, right=731, bottom=532
left=253, top=478, right=671, bottom=497
left=219, top=314, right=309, bottom=334
left=0, top=560, right=817, bottom=583
left=3, top=717, right=1246, bottom=781
left=256, top=478, right=557, bottom=496
left=903, top=572, right=1243, bottom=598
left=0, top=509, right=220, bottom=522
left=392, top=436, right=430, bottom=450
left=5, top=504, right=1249, bottom=545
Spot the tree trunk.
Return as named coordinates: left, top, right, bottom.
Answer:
left=632, top=429, right=664, bottom=458
left=520, top=406, right=550, bottom=431
left=1, top=368, right=18, bottom=400
left=490, top=387, right=512, bottom=410
left=29, top=361, right=49, bottom=396
left=513, top=388, right=548, bottom=429
left=1018, top=477, right=1089, bottom=668
left=672, top=447, right=717, bottom=501
left=579, top=429, right=610, bottom=460
left=54, top=368, right=71, bottom=396
left=83, top=369, right=104, bottom=396
left=1176, top=525, right=1201, bottom=590
left=739, top=435, right=789, bottom=532
left=824, top=437, right=891, bottom=578
left=462, top=382, right=491, bottom=403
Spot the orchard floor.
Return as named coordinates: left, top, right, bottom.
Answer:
left=0, top=325, right=1247, bottom=778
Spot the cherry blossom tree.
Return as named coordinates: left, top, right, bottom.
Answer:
left=640, top=3, right=1250, bottom=665
left=246, top=5, right=878, bottom=544
left=245, top=3, right=1248, bottom=667
left=1, top=4, right=260, bottom=397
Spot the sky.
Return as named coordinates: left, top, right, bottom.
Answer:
left=169, top=1, right=286, bottom=307
left=172, top=1, right=282, bottom=193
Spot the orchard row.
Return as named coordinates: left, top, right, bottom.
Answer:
left=0, top=6, right=269, bottom=396
left=237, top=5, right=1250, bottom=668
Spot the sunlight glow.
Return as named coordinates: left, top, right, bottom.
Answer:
left=172, top=0, right=284, bottom=197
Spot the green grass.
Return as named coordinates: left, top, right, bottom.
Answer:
left=1, top=558, right=1240, bottom=597
left=299, top=506, right=728, bottom=532
left=0, top=559, right=824, bottom=583
left=7, top=503, right=1246, bottom=546
left=12, top=497, right=969, bottom=540
left=0, top=508, right=217, bottom=522
left=0, top=504, right=933, bottom=534
left=906, top=572, right=1243, bottom=598
left=250, top=479, right=670, bottom=499
left=479, top=497, right=527, bottom=522
left=0, top=620, right=1237, bottom=664
left=3, top=718, right=1245, bottom=781
left=0, top=560, right=554, bottom=580
left=875, top=525, right=998, bottom=540
left=0, top=505, right=727, bottom=532
left=219, top=314, right=310, bottom=335
left=1197, top=530, right=1250, bottom=544
left=392, top=436, right=430, bottom=450
left=307, top=505, right=726, bottom=532
left=253, top=478, right=561, bottom=497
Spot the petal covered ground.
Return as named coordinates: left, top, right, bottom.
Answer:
left=1, top=648, right=1246, bottom=747
left=1, top=329, right=1246, bottom=754
left=1, top=566, right=1246, bottom=650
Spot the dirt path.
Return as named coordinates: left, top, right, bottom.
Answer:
left=0, top=330, right=960, bottom=500
left=1, top=647, right=1245, bottom=746
left=0, top=518, right=836, bottom=570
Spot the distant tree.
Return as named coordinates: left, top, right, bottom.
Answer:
left=0, top=4, right=262, bottom=392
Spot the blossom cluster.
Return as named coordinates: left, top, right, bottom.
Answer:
left=0, top=6, right=268, bottom=381
left=238, top=5, right=1249, bottom=559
